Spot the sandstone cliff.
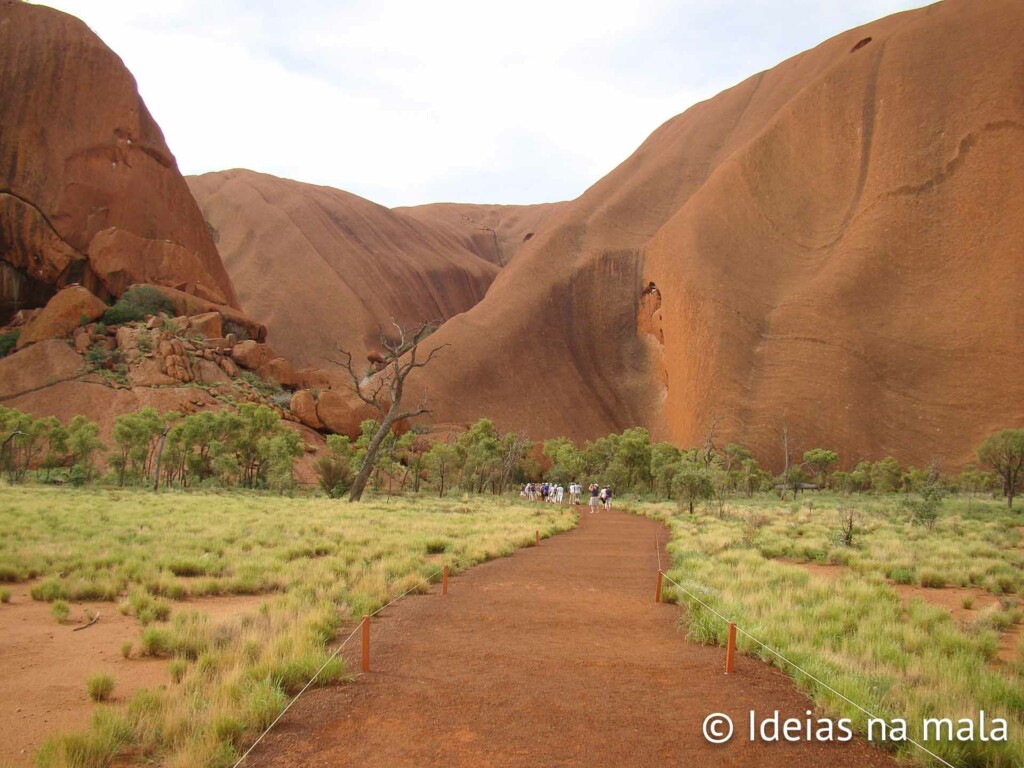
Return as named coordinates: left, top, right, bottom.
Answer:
left=0, top=0, right=240, bottom=321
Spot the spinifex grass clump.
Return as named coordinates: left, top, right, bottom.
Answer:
left=638, top=495, right=1024, bottom=767
left=85, top=673, right=115, bottom=702
left=3, top=485, right=575, bottom=767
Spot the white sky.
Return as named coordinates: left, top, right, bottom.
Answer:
left=37, top=0, right=930, bottom=207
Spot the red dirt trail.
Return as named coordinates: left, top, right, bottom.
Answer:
left=246, top=509, right=896, bottom=767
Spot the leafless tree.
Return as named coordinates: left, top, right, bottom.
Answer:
left=327, top=319, right=447, bottom=502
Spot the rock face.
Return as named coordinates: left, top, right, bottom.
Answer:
left=403, top=0, right=1024, bottom=467
left=16, top=286, right=106, bottom=349
left=395, top=202, right=566, bottom=267
left=0, top=1, right=240, bottom=322
left=186, top=170, right=503, bottom=368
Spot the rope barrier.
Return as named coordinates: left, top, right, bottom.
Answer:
left=231, top=623, right=362, bottom=767
left=657, top=570, right=958, bottom=768
left=232, top=556, right=465, bottom=767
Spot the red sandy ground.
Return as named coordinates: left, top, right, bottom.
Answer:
left=0, top=584, right=269, bottom=767
left=245, top=509, right=896, bottom=768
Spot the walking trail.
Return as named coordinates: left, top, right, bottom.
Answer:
left=246, top=508, right=896, bottom=768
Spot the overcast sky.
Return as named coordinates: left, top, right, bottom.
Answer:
left=38, top=0, right=929, bottom=208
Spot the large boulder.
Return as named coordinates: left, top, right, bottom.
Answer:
left=290, top=390, right=323, bottom=430
left=315, top=389, right=363, bottom=437
left=188, top=312, right=223, bottom=339
left=261, top=357, right=299, bottom=389
left=231, top=340, right=272, bottom=370
left=16, top=285, right=106, bottom=349
left=193, top=358, right=230, bottom=385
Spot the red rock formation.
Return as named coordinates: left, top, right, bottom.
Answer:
left=405, top=0, right=1024, bottom=468
left=186, top=170, right=501, bottom=368
left=395, top=202, right=565, bottom=267
left=0, top=1, right=239, bottom=321
left=16, top=286, right=106, bottom=349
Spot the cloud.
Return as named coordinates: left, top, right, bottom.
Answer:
left=35, top=0, right=929, bottom=207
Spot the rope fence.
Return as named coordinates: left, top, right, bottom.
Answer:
left=233, top=528, right=546, bottom=766
left=655, top=566, right=959, bottom=768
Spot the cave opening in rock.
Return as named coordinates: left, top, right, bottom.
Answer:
left=850, top=37, right=872, bottom=53
left=0, top=262, right=55, bottom=326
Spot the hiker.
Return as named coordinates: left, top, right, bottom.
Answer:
left=589, top=483, right=600, bottom=512
left=556, top=484, right=564, bottom=504
left=603, top=486, right=613, bottom=511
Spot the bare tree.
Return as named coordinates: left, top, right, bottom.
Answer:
left=328, top=320, right=447, bottom=502
left=701, top=413, right=722, bottom=469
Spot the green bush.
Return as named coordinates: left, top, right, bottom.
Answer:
left=86, top=673, right=116, bottom=702
left=889, top=567, right=916, bottom=585
left=101, top=286, right=176, bottom=326
left=0, top=329, right=20, bottom=358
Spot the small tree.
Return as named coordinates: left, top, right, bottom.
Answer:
left=543, top=437, right=585, bottom=486
left=802, top=448, right=838, bottom=487
left=673, top=461, right=714, bottom=514
left=977, top=429, right=1024, bottom=510
left=330, top=320, right=447, bottom=502
left=67, top=415, right=104, bottom=483
left=425, top=442, right=459, bottom=497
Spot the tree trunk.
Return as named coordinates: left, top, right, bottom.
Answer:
left=350, top=418, right=395, bottom=502
left=152, top=428, right=169, bottom=492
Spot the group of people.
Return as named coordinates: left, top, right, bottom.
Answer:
left=520, top=482, right=614, bottom=511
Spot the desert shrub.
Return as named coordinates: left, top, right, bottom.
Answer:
left=139, top=626, right=173, bottom=657
left=0, top=587, right=11, bottom=603
left=0, top=329, right=20, bottom=358
left=31, top=577, right=68, bottom=602
left=424, top=538, right=449, bottom=554
left=314, top=455, right=353, bottom=499
left=51, top=599, right=71, bottom=622
left=889, top=567, right=916, bottom=585
left=120, top=641, right=132, bottom=659
left=919, top=569, right=947, bottom=588
left=102, top=286, right=175, bottom=326
left=169, top=658, right=188, bottom=684
left=86, top=673, right=115, bottom=702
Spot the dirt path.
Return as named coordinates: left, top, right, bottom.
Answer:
left=246, top=509, right=895, bottom=767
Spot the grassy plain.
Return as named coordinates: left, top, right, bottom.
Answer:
left=638, top=494, right=1024, bottom=767
left=0, top=486, right=575, bottom=767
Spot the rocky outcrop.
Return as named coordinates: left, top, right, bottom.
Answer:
left=0, top=1, right=240, bottom=322
left=186, top=170, right=501, bottom=368
left=403, top=0, right=1024, bottom=467
left=16, top=286, right=106, bottom=349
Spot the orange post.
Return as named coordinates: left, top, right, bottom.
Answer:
left=442, top=564, right=449, bottom=595
left=535, top=530, right=540, bottom=546
left=361, top=615, right=371, bottom=673
left=725, top=622, right=737, bottom=674
left=655, top=570, right=663, bottom=603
